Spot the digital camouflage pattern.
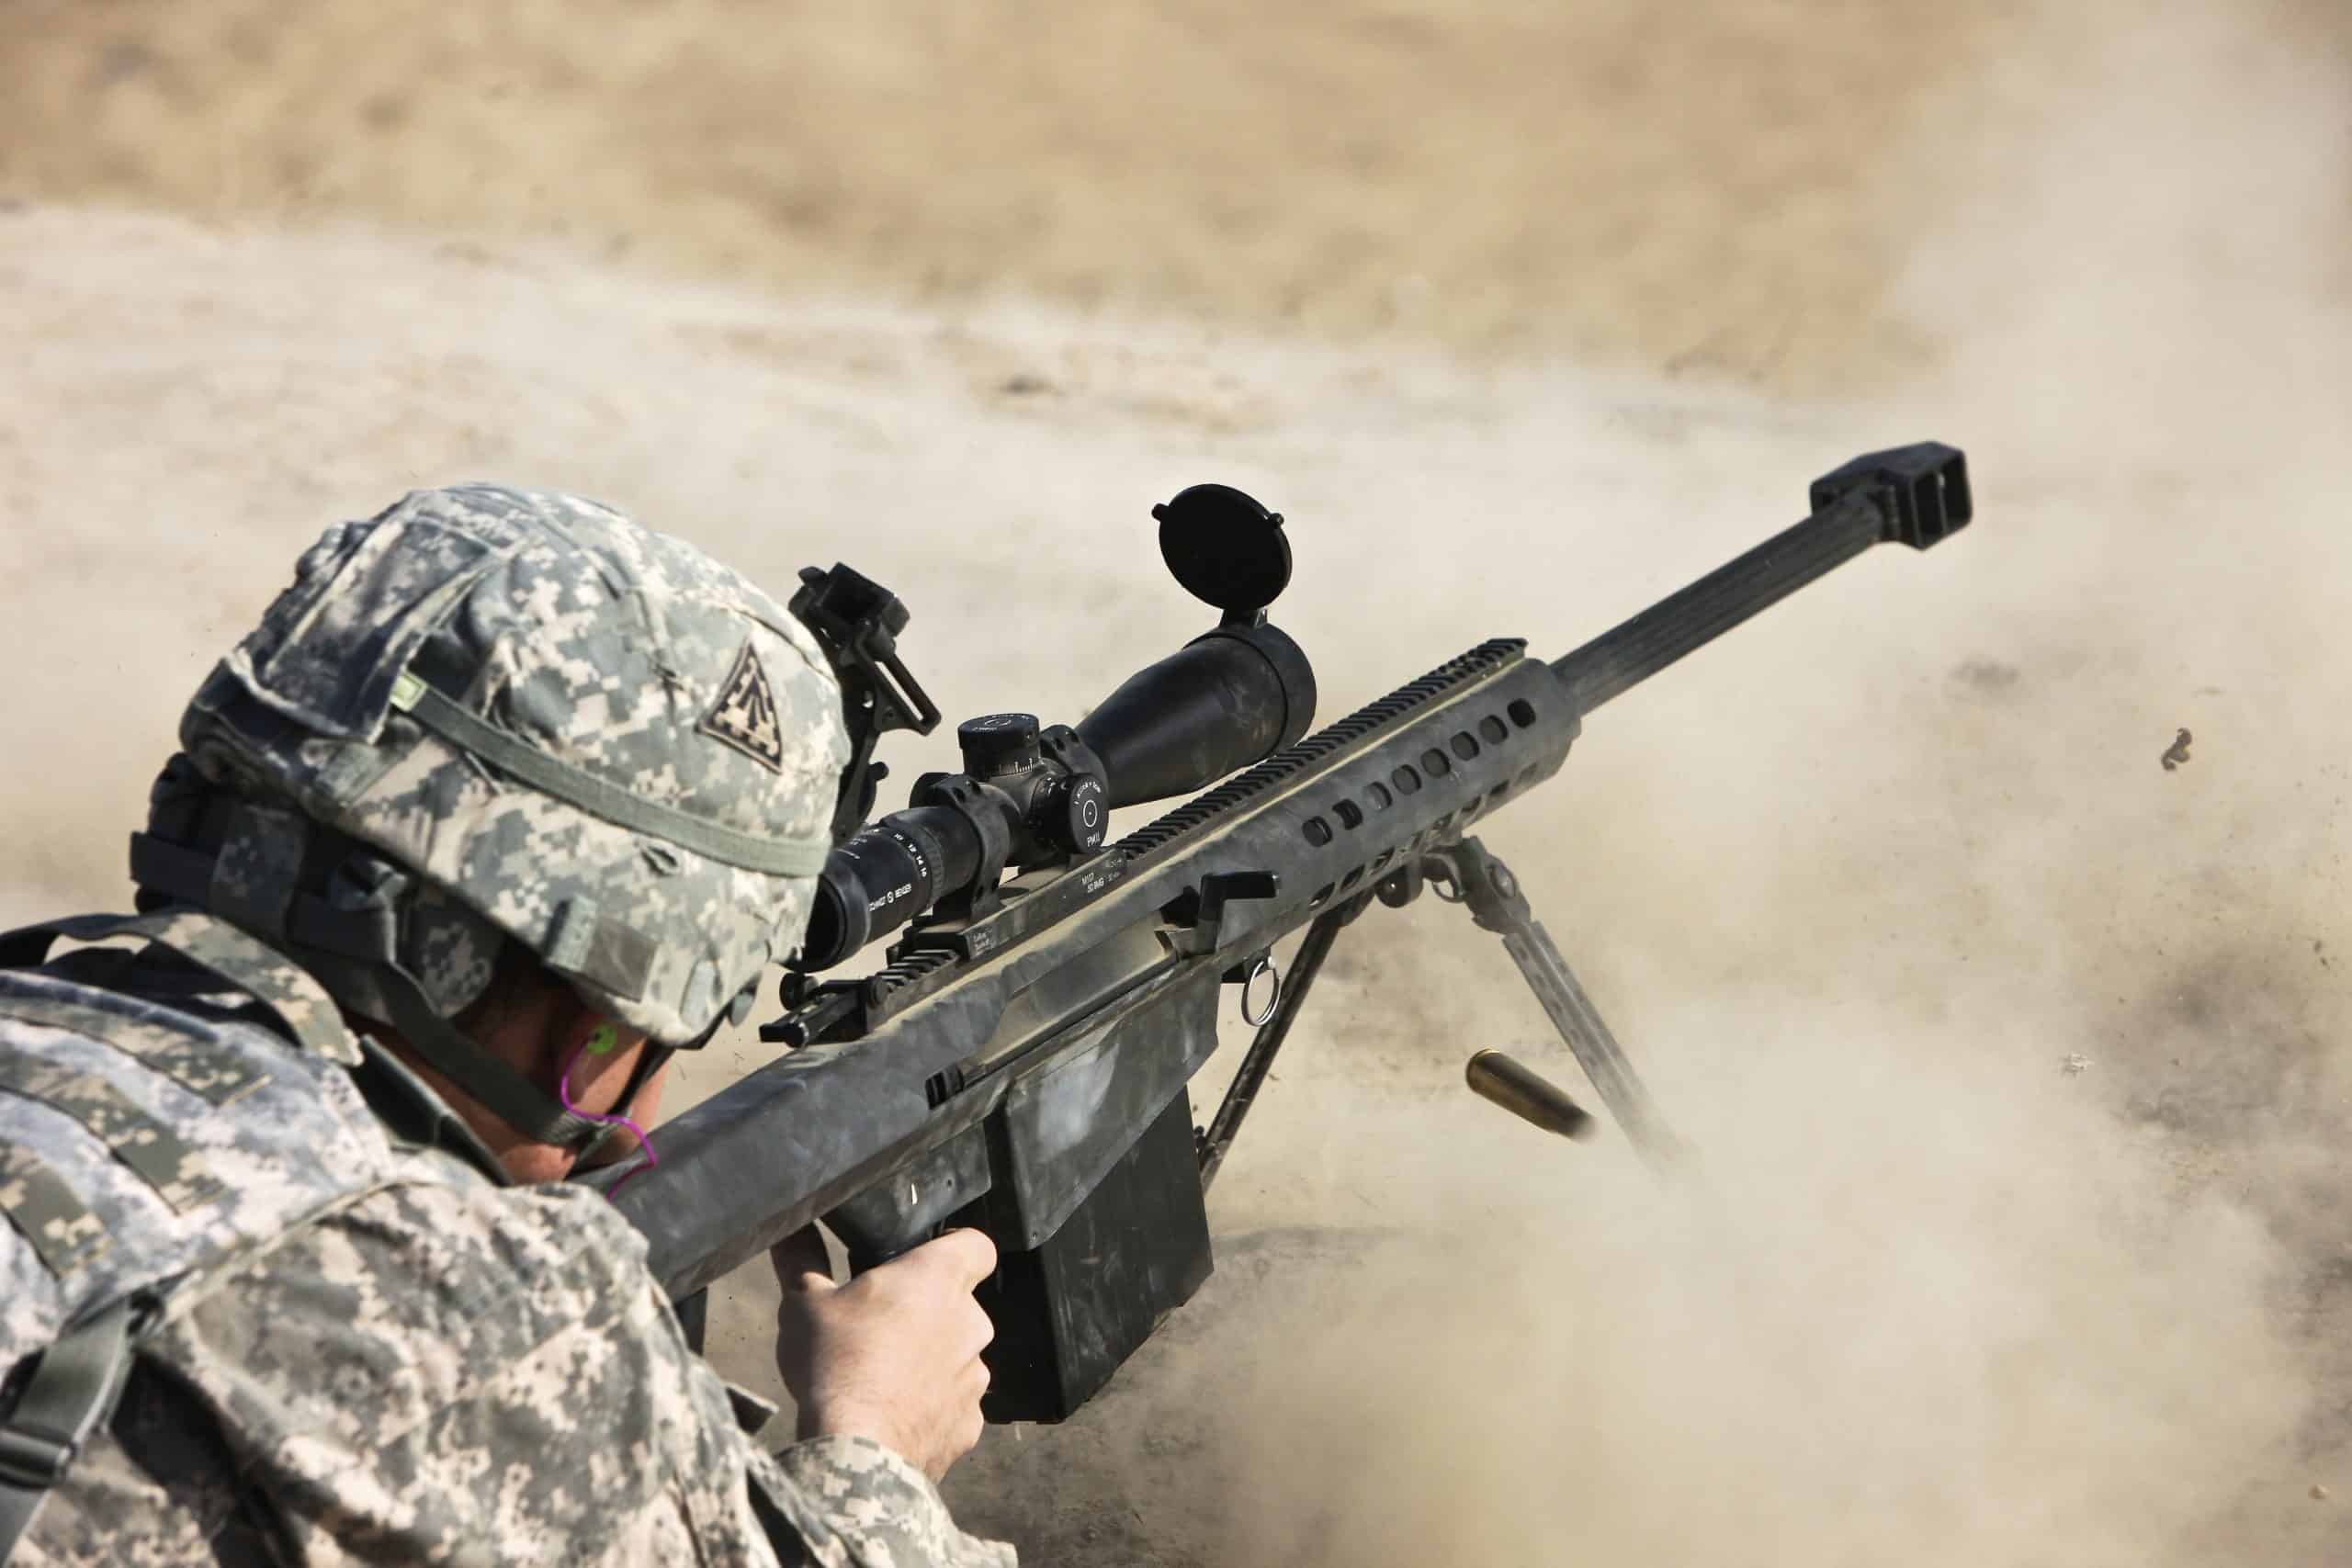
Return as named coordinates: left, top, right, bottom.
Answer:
left=0, top=931, right=423, bottom=1375
left=29, top=908, right=368, bottom=1067
left=177, top=484, right=852, bottom=1045
left=771, top=1438, right=1017, bottom=1567
left=4, top=492, right=1012, bottom=1562
left=2, top=921, right=1014, bottom=1565
left=27, top=1178, right=1016, bottom=1566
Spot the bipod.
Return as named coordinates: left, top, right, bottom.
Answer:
left=1196, top=834, right=1681, bottom=1190
left=1420, top=836, right=1685, bottom=1168
left=1196, top=891, right=1374, bottom=1190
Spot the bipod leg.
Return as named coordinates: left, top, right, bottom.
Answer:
left=1198, top=897, right=1364, bottom=1190
left=1425, top=837, right=1685, bottom=1168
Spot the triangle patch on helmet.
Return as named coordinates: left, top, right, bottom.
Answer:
left=699, top=641, right=786, bottom=773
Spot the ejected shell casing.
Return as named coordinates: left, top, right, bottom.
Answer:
left=1465, top=1050, right=1596, bottom=1141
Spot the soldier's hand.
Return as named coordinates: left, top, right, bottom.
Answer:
left=771, top=1226, right=997, bottom=1482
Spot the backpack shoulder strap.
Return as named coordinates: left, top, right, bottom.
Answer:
left=0, top=910, right=363, bottom=1066
left=0, top=1298, right=140, bottom=1563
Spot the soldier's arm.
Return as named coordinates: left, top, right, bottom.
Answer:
left=140, top=1176, right=1010, bottom=1565
left=755, top=1438, right=1015, bottom=1567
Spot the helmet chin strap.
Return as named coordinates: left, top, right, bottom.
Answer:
left=126, top=779, right=718, bottom=1162
left=301, top=947, right=617, bottom=1154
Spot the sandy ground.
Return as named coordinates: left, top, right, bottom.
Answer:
left=5, top=0, right=2352, bottom=1562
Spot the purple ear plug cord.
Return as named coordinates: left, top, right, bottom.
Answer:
left=560, top=1032, right=658, bottom=1196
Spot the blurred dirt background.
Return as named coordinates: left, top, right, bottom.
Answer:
left=8, top=0, right=2270, bottom=387
left=5, top=0, right=2352, bottom=1562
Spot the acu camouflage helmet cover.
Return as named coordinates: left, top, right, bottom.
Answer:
left=175, top=485, right=851, bottom=1046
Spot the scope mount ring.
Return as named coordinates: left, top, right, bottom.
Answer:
left=1238, top=951, right=1283, bottom=1028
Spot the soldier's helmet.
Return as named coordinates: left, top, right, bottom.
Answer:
left=134, top=486, right=848, bottom=1132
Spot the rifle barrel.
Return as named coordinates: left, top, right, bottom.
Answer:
left=1550, top=442, right=1969, bottom=713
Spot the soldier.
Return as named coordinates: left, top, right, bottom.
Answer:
left=0, top=486, right=1013, bottom=1563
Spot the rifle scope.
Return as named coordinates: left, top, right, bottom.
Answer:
left=795, top=486, right=1315, bottom=972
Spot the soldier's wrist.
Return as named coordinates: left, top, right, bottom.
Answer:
left=782, top=1428, right=936, bottom=1489
left=797, top=1401, right=913, bottom=1462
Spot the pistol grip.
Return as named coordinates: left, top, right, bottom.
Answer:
left=823, top=1122, right=991, bottom=1273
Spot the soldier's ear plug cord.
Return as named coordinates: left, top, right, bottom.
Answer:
left=560, top=1021, right=659, bottom=1194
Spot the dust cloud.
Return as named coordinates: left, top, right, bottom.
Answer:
left=983, top=10, right=2352, bottom=1562
left=5, top=0, right=2350, bottom=1562
left=1033, top=11, right=2352, bottom=1563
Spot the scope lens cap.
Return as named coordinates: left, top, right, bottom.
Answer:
left=1152, top=484, right=1292, bottom=615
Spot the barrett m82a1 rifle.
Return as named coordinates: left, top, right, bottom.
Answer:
left=587, top=443, right=1973, bottom=1423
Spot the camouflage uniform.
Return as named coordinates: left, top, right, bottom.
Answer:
left=0, top=489, right=1015, bottom=1565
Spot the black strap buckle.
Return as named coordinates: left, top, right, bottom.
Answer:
left=0, top=1424, right=74, bottom=1490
